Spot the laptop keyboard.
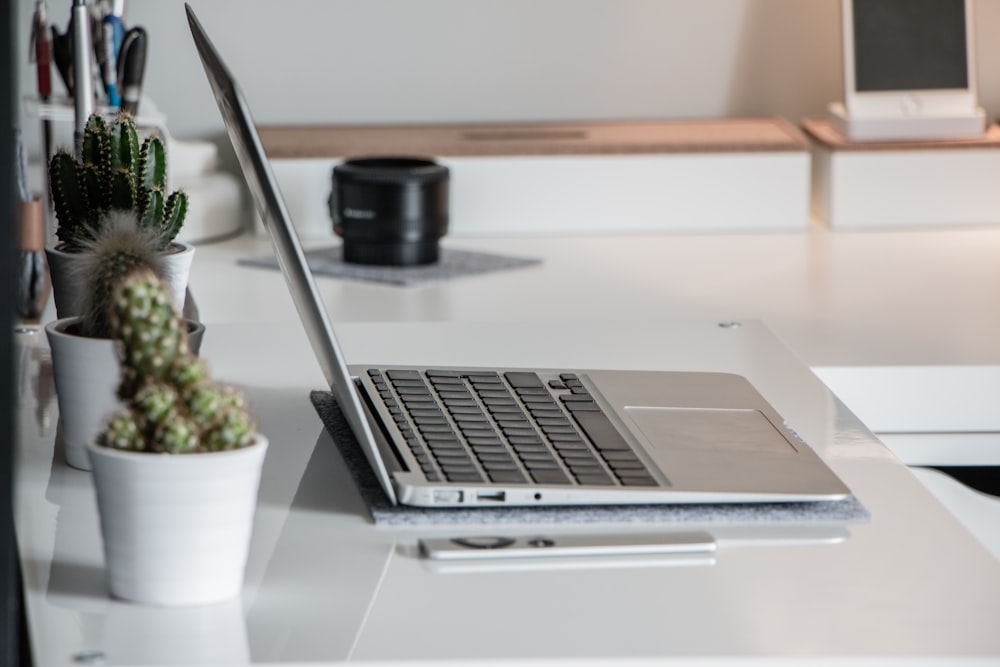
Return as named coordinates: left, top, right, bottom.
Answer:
left=366, top=369, right=658, bottom=488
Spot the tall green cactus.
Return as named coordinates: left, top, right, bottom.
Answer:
left=49, top=111, right=188, bottom=253
left=100, top=268, right=255, bottom=454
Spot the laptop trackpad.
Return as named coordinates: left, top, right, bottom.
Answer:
left=624, top=407, right=797, bottom=454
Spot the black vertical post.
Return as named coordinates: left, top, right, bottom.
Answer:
left=1, top=0, right=23, bottom=663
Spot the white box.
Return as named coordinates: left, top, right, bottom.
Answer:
left=805, top=118, right=1000, bottom=229
left=259, top=119, right=811, bottom=239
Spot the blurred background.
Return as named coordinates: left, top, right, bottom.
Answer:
left=13, top=0, right=1000, bottom=162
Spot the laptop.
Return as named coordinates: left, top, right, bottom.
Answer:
left=186, top=5, right=850, bottom=508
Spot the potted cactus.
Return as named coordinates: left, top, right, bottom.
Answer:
left=87, top=267, right=267, bottom=606
left=46, top=111, right=194, bottom=318
left=44, top=211, right=206, bottom=470
left=44, top=111, right=201, bottom=470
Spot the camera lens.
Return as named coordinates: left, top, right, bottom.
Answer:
left=330, top=157, right=449, bottom=266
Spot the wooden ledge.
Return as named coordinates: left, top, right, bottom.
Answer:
left=803, top=118, right=1000, bottom=151
left=258, top=117, right=808, bottom=160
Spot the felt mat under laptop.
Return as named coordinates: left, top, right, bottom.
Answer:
left=309, top=391, right=870, bottom=526
left=239, top=245, right=541, bottom=286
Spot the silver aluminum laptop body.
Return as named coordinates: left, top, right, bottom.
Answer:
left=186, top=5, right=850, bottom=508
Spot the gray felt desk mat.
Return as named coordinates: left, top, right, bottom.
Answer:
left=240, top=245, right=541, bottom=286
left=310, top=391, right=870, bottom=526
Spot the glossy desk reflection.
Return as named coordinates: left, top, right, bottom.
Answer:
left=14, top=320, right=1000, bottom=665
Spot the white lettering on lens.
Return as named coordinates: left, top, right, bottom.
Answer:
left=344, top=208, right=375, bottom=219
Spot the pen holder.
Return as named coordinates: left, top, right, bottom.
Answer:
left=329, top=157, right=449, bottom=266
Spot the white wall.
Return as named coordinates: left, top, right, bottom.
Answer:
left=15, top=0, right=1000, bottom=160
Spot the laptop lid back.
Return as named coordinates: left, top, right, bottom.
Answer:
left=185, top=4, right=398, bottom=504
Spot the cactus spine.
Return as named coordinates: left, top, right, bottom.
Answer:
left=48, top=111, right=188, bottom=253
left=100, top=268, right=255, bottom=454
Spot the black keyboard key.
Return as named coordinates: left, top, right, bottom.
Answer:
left=519, top=451, right=557, bottom=462
left=425, top=369, right=463, bottom=378
left=401, top=395, right=435, bottom=405
left=413, top=416, right=449, bottom=426
left=428, top=376, right=465, bottom=385
left=528, top=409, right=565, bottom=420
left=618, top=475, right=659, bottom=487
left=562, top=398, right=601, bottom=412
left=453, top=412, right=489, bottom=423
left=601, top=448, right=643, bottom=460
left=495, top=416, right=530, bottom=426
left=409, top=407, right=444, bottom=417
left=445, top=472, right=485, bottom=483
left=489, top=471, right=528, bottom=484
left=504, top=372, right=545, bottom=388
left=387, top=369, right=422, bottom=380
left=480, top=455, right=518, bottom=466
left=486, top=405, right=521, bottom=417
left=575, top=473, right=616, bottom=486
left=546, top=433, right=584, bottom=443
left=567, top=462, right=606, bottom=475
left=512, top=446, right=551, bottom=458
left=427, top=440, right=464, bottom=452
left=467, top=373, right=501, bottom=384
left=530, top=469, right=572, bottom=485
left=482, top=462, right=521, bottom=474
left=478, top=389, right=512, bottom=399
left=443, top=399, right=479, bottom=409
left=446, top=405, right=482, bottom=415
left=424, top=434, right=461, bottom=446
left=439, top=457, right=476, bottom=469
left=608, top=459, right=648, bottom=471
left=418, top=426, right=452, bottom=437
left=471, top=445, right=510, bottom=457
left=571, top=410, right=633, bottom=451
left=435, top=387, right=472, bottom=401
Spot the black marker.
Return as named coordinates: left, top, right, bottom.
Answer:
left=118, top=26, right=146, bottom=115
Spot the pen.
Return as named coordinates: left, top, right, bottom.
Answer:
left=118, top=26, right=146, bottom=115
left=30, top=1, right=52, bottom=101
left=71, top=0, right=94, bottom=156
left=51, top=21, right=73, bottom=95
left=30, top=1, right=54, bottom=194
left=100, top=13, right=123, bottom=107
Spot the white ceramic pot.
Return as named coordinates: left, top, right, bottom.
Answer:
left=45, top=317, right=206, bottom=471
left=88, top=436, right=268, bottom=606
left=46, top=242, right=195, bottom=319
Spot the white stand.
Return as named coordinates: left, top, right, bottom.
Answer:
left=804, top=118, right=1000, bottom=230
left=828, top=102, right=986, bottom=143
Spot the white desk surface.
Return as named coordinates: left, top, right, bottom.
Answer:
left=17, top=223, right=1000, bottom=664
left=14, top=317, right=1000, bottom=665
left=185, top=224, right=1000, bottom=367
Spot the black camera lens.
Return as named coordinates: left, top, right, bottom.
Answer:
left=329, top=157, right=449, bottom=266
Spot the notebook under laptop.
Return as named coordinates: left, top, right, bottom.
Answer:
left=186, top=5, right=850, bottom=508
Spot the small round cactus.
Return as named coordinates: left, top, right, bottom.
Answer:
left=99, top=268, right=256, bottom=454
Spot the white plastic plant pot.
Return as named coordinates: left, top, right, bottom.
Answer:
left=46, top=242, right=195, bottom=319
left=87, top=435, right=268, bottom=606
left=45, top=316, right=206, bottom=471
